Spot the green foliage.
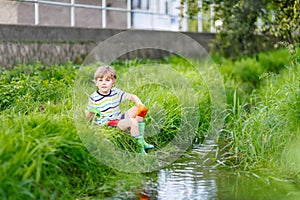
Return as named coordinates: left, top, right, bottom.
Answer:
left=187, top=0, right=200, bottom=18
left=0, top=112, right=147, bottom=199
left=187, top=0, right=300, bottom=58
left=217, top=47, right=300, bottom=176
left=1, top=48, right=300, bottom=197
left=215, top=48, right=294, bottom=106
left=0, top=62, right=78, bottom=112
left=77, top=57, right=211, bottom=150
left=0, top=63, right=147, bottom=199
left=212, top=0, right=268, bottom=58
left=0, top=113, right=110, bottom=199
left=0, top=57, right=213, bottom=198
left=262, top=0, right=300, bottom=43
left=234, top=65, right=299, bottom=170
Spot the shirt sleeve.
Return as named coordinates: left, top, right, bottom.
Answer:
left=85, top=96, right=95, bottom=113
left=117, top=88, right=132, bottom=102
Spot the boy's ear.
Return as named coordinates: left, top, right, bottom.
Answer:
left=94, top=79, right=99, bottom=86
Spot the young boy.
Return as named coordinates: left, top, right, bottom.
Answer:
left=86, top=66, right=154, bottom=155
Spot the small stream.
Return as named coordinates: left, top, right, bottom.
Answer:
left=112, top=140, right=300, bottom=200
left=148, top=139, right=219, bottom=200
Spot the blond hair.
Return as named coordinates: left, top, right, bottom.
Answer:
left=94, top=66, right=117, bottom=82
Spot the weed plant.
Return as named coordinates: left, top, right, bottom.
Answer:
left=214, top=48, right=298, bottom=106
left=72, top=60, right=210, bottom=172
left=0, top=58, right=211, bottom=197
left=0, top=63, right=145, bottom=199
left=1, top=47, right=300, bottom=198
left=218, top=46, right=300, bottom=181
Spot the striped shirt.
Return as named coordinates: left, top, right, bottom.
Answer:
left=86, top=88, right=132, bottom=125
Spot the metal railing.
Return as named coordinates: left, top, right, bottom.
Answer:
left=18, top=0, right=214, bottom=32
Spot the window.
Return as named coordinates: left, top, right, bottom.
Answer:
left=132, top=0, right=149, bottom=10
left=132, top=0, right=141, bottom=9
left=165, top=1, right=169, bottom=15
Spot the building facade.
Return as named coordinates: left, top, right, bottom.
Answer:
left=0, top=0, right=191, bottom=31
left=131, top=0, right=187, bottom=31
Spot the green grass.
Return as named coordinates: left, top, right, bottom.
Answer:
left=0, top=59, right=211, bottom=198
left=72, top=61, right=210, bottom=173
left=0, top=111, right=129, bottom=199
left=1, top=46, right=300, bottom=198
left=0, top=63, right=146, bottom=199
left=216, top=46, right=300, bottom=177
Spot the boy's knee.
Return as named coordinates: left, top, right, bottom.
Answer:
left=129, top=118, right=138, bottom=127
left=131, top=106, right=138, bottom=114
left=136, top=116, right=143, bottom=122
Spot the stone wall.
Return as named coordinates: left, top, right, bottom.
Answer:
left=0, top=42, right=96, bottom=68
left=0, top=24, right=216, bottom=69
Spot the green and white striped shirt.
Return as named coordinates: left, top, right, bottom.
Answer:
left=86, top=88, right=132, bottom=125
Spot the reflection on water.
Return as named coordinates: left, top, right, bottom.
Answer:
left=111, top=140, right=300, bottom=200
left=141, top=140, right=300, bottom=200
left=148, top=139, right=220, bottom=200
left=155, top=166, right=218, bottom=200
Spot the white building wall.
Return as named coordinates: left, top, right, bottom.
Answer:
left=132, top=0, right=188, bottom=31
left=0, top=0, right=190, bottom=32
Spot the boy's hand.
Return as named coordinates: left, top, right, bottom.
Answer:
left=88, top=107, right=101, bottom=117
left=137, top=104, right=148, bottom=117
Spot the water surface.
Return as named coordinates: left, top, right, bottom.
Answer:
left=113, top=140, right=300, bottom=200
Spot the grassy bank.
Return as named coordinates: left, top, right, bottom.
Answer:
left=0, top=64, right=146, bottom=199
left=0, top=47, right=300, bottom=198
left=216, top=47, right=300, bottom=179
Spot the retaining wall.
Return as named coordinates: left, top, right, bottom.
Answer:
left=0, top=24, right=215, bottom=69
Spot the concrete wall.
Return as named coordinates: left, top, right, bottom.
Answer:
left=0, top=24, right=215, bottom=69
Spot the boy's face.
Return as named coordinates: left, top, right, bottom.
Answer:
left=95, top=75, right=115, bottom=95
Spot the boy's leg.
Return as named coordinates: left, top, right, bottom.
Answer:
left=119, top=106, right=154, bottom=152
left=117, top=118, right=139, bottom=136
left=124, top=106, right=137, bottom=118
left=124, top=106, right=143, bottom=122
left=117, top=119, right=147, bottom=155
left=126, top=106, right=154, bottom=149
left=138, top=121, right=154, bottom=150
left=134, top=135, right=148, bottom=155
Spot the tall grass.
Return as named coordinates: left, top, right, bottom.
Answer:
left=214, top=48, right=295, bottom=105
left=217, top=46, right=300, bottom=179
left=72, top=60, right=211, bottom=173
left=0, top=111, right=147, bottom=199
left=1, top=47, right=300, bottom=198
left=0, top=63, right=146, bottom=199
left=0, top=58, right=212, bottom=197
